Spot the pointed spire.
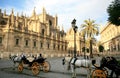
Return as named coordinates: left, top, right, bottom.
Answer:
left=17, top=12, right=19, bottom=17
left=16, top=12, right=19, bottom=20
left=0, top=9, right=1, bottom=13
left=7, top=16, right=10, bottom=24
left=62, top=26, right=64, bottom=31
left=32, top=7, right=36, bottom=16
left=21, top=11, right=23, bottom=17
left=11, top=8, right=14, bottom=15
left=42, top=7, right=46, bottom=14
left=55, top=14, right=58, bottom=18
left=10, top=8, right=14, bottom=24
left=25, top=13, right=27, bottom=27
left=25, top=13, right=26, bottom=17
left=42, top=7, right=46, bottom=23
left=55, top=14, right=58, bottom=26
left=4, top=9, right=6, bottom=16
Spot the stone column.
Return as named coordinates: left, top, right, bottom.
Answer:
left=21, top=34, right=24, bottom=53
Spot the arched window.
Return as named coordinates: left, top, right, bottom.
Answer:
left=40, top=42, right=43, bottom=48
left=53, top=44, right=55, bottom=49
left=48, top=43, right=50, bottom=49
left=33, top=41, right=36, bottom=47
left=15, top=39, right=19, bottom=45
left=58, top=45, right=60, bottom=50
left=25, top=40, right=28, bottom=46
left=49, top=20, right=52, bottom=26
left=18, top=23, right=22, bottom=30
left=0, top=37, right=2, bottom=44
left=42, top=29, right=44, bottom=35
left=0, top=20, right=6, bottom=25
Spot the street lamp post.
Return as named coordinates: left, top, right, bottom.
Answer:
left=71, top=19, right=78, bottom=78
left=71, top=19, right=78, bottom=58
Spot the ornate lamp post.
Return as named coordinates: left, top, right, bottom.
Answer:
left=71, top=19, right=78, bottom=78
left=71, top=19, right=78, bottom=58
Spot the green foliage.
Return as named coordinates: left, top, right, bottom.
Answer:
left=82, top=47, right=89, bottom=53
left=81, top=19, right=99, bottom=58
left=99, top=45, right=104, bottom=52
left=107, top=0, right=120, bottom=26
left=86, top=48, right=89, bottom=53
left=82, top=47, right=85, bottom=52
left=118, top=60, right=120, bottom=65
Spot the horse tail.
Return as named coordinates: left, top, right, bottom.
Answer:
left=62, top=58, right=65, bottom=65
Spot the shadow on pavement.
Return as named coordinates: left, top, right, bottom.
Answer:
left=0, top=67, right=46, bottom=78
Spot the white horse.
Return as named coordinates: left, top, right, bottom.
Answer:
left=9, top=54, right=24, bottom=69
left=62, top=56, right=92, bottom=78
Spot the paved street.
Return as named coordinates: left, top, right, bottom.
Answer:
left=0, top=57, right=88, bottom=78
left=0, top=56, right=119, bottom=78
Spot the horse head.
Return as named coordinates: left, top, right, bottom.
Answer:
left=100, top=56, right=118, bottom=70
left=100, top=57, right=107, bottom=67
left=9, top=54, right=17, bottom=60
left=62, top=57, right=72, bottom=65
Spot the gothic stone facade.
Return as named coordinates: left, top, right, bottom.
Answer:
left=0, top=8, right=67, bottom=57
left=65, top=28, right=85, bottom=56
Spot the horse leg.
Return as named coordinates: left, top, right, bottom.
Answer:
left=67, top=62, right=71, bottom=70
left=115, top=72, right=119, bottom=78
left=110, top=70, right=114, bottom=78
left=71, top=64, right=76, bottom=78
left=12, top=62, right=15, bottom=70
left=87, top=68, right=91, bottom=78
left=116, top=75, right=118, bottom=78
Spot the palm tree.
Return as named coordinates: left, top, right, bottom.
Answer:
left=81, top=19, right=99, bottom=58
left=81, top=31, right=86, bottom=59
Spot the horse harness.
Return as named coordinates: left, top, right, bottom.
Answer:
left=70, top=57, right=78, bottom=65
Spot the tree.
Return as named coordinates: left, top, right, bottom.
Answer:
left=107, top=0, right=120, bottom=26
left=81, top=19, right=99, bottom=58
left=82, top=47, right=85, bottom=52
left=99, top=45, right=104, bottom=52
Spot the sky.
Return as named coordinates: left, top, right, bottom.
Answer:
left=0, top=0, right=114, bottom=39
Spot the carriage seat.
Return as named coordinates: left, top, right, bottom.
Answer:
left=27, top=56, right=35, bottom=62
left=92, top=59, right=101, bottom=69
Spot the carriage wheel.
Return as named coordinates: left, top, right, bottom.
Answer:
left=42, top=61, right=50, bottom=72
left=31, top=62, right=40, bottom=75
left=92, top=69, right=107, bottom=78
left=18, top=62, right=23, bottom=72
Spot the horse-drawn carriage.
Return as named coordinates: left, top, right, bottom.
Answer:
left=62, top=56, right=120, bottom=78
left=91, top=59, right=108, bottom=78
left=92, top=56, right=120, bottom=78
left=10, top=54, right=50, bottom=75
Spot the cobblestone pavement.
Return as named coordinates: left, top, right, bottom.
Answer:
left=0, top=56, right=119, bottom=78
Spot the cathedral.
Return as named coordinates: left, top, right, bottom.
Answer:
left=0, top=8, right=68, bottom=58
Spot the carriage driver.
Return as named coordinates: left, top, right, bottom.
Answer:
left=21, top=53, right=26, bottom=58
left=38, top=53, right=43, bottom=59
